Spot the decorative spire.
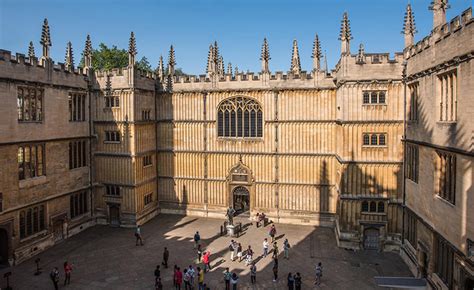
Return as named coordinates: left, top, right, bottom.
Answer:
left=227, top=62, right=233, bottom=76
left=311, top=34, right=322, bottom=71
left=235, top=66, right=239, bottom=75
left=167, top=45, right=176, bottom=76
left=356, top=43, right=365, bottom=64
left=28, top=41, right=35, bottom=59
left=105, top=74, right=112, bottom=96
left=40, top=18, right=52, bottom=59
left=84, top=35, right=93, bottom=68
left=213, top=41, right=220, bottom=66
left=402, top=4, right=417, bottom=47
left=218, top=56, right=225, bottom=76
left=65, top=41, right=74, bottom=72
left=260, top=38, right=270, bottom=73
left=128, top=32, right=137, bottom=66
left=339, top=12, right=353, bottom=55
left=157, top=55, right=164, bottom=81
left=290, top=39, right=301, bottom=75
left=324, top=51, right=329, bottom=74
left=206, top=44, right=215, bottom=75
left=429, top=0, right=450, bottom=29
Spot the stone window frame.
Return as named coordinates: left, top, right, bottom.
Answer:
left=105, top=185, right=121, bottom=196
left=143, top=155, right=153, bottom=167
left=69, top=140, right=87, bottom=170
left=362, top=90, right=387, bottom=105
left=217, top=96, right=263, bottom=139
left=68, top=92, right=86, bottom=122
left=435, top=150, right=456, bottom=205
left=362, top=133, right=388, bottom=147
left=17, top=86, right=44, bottom=122
left=104, top=131, right=121, bottom=143
left=144, top=193, right=153, bottom=206
left=437, top=69, right=457, bottom=123
left=408, top=82, right=419, bottom=122
left=19, top=204, right=46, bottom=240
left=105, top=95, right=120, bottom=108
left=18, top=143, right=45, bottom=180
left=405, top=144, right=419, bottom=183
left=361, top=200, right=385, bottom=214
left=70, top=190, right=88, bottom=219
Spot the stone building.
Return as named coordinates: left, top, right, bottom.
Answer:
left=0, top=2, right=471, bottom=279
left=400, top=1, right=474, bottom=289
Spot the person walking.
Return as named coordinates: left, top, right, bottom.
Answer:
left=236, top=243, right=243, bottom=262
left=283, top=239, right=291, bottom=259
left=245, top=245, right=254, bottom=266
left=229, top=240, right=236, bottom=262
left=175, top=267, right=183, bottom=290
left=294, top=272, right=302, bottom=290
left=230, top=273, right=239, bottom=290
left=197, top=244, right=203, bottom=263
left=272, top=242, right=279, bottom=259
left=183, top=269, right=191, bottom=290
left=197, top=266, right=205, bottom=290
left=187, top=265, right=195, bottom=287
left=173, top=265, right=178, bottom=287
left=262, top=238, right=269, bottom=257
left=272, top=257, right=279, bottom=282
left=135, top=225, right=144, bottom=246
left=194, top=231, right=201, bottom=249
left=224, top=267, right=232, bottom=290
left=315, top=262, right=323, bottom=285
left=203, top=251, right=211, bottom=272
left=155, top=277, right=163, bottom=290
left=162, top=247, right=169, bottom=268
left=50, top=267, right=60, bottom=290
left=255, top=212, right=260, bottom=227
left=250, top=263, right=257, bottom=284
left=154, top=265, right=161, bottom=282
left=287, top=272, right=295, bottom=290
left=269, top=224, right=276, bottom=242
left=63, top=261, right=72, bottom=285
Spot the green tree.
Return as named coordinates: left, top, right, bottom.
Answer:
left=164, top=67, right=187, bottom=76
left=136, top=56, right=152, bottom=72
left=80, top=43, right=127, bottom=70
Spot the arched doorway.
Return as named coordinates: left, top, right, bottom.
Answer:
left=0, top=229, right=9, bottom=265
left=109, top=204, right=120, bottom=226
left=233, top=186, right=250, bottom=215
left=363, top=228, right=380, bottom=250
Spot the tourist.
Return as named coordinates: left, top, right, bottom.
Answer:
left=287, top=272, right=295, bottom=290
left=188, top=265, right=196, bottom=286
left=262, top=238, right=269, bottom=257
left=224, top=267, right=232, bottom=290
left=283, top=239, right=291, bottom=259
left=50, top=267, right=60, bottom=290
left=229, top=240, right=236, bottom=261
left=245, top=245, right=254, bottom=266
left=154, top=265, right=161, bottom=281
left=63, top=261, right=72, bottom=285
left=237, top=243, right=243, bottom=262
left=175, top=267, right=183, bottom=290
left=197, top=266, right=205, bottom=290
left=272, top=257, right=279, bottom=282
left=173, top=265, right=178, bottom=287
left=230, top=272, right=239, bottom=290
left=203, top=250, right=211, bottom=272
left=162, top=247, right=169, bottom=268
left=269, top=224, right=276, bottom=242
left=194, top=231, right=201, bottom=249
left=183, top=269, right=191, bottom=290
left=294, top=272, right=302, bottom=290
left=272, top=242, right=279, bottom=258
left=315, top=262, right=323, bottom=285
left=135, top=225, right=144, bottom=246
left=250, top=262, right=257, bottom=284
left=155, top=277, right=163, bottom=290
left=197, top=244, right=203, bottom=263
left=260, top=212, right=266, bottom=227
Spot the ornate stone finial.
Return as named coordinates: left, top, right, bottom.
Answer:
left=206, top=44, right=215, bottom=76
left=290, top=39, right=301, bottom=75
left=260, top=37, right=270, bottom=73
left=213, top=41, right=220, bottom=66
left=227, top=62, right=233, bottom=76
left=84, top=34, right=93, bottom=68
left=218, top=56, right=225, bottom=76
left=105, top=74, right=112, bottom=96
left=167, top=45, right=176, bottom=76
left=65, top=41, right=74, bottom=72
left=128, top=32, right=137, bottom=66
left=402, top=4, right=417, bottom=47
left=157, top=55, right=164, bottom=81
left=429, top=0, right=450, bottom=29
left=356, top=43, right=365, bottom=64
left=40, top=18, right=52, bottom=59
left=311, top=34, right=322, bottom=71
left=339, top=12, right=353, bottom=55
left=324, top=51, right=329, bottom=74
left=28, top=41, right=35, bottom=59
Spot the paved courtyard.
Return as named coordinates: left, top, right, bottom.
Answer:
left=0, top=214, right=412, bottom=289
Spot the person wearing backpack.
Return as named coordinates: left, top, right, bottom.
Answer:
left=283, top=239, right=291, bottom=259
left=50, top=267, right=60, bottom=290
left=269, top=224, right=276, bottom=242
left=194, top=231, right=201, bottom=249
left=223, top=267, right=232, bottom=290
left=250, top=262, right=257, bottom=284
left=229, top=240, right=236, bottom=261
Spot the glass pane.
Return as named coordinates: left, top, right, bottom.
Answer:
left=379, top=91, right=386, bottom=104
left=237, top=109, right=243, bottom=137
left=250, top=110, right=256, bottom=137
left=369, top=201, right=377, bottom=212
left=217, top=111, right=223, bottom=136
left=379, top=134, right=386, bottom=146
left=363, top=134, right=369, bottom=145
left=37, top=90, right=43, bottom=121
left=371, top=92, right=378, bottom=103
left=243, top=110, right=250, bottom=137
left=257, top=110, right=263, bottom=137
left=363, top=92, right=369, bottom=104
left=371, top=135, right=378, bottom=145
left=230, top=111, right=236, bottom=137
left=18, top=88, right=24, bottom=120
left=224, top=111, right=230, bottom=137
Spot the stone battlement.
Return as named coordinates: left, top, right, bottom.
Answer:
left=405, top=7, right=473, bottom=59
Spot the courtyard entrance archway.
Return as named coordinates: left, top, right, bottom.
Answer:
left=233, top=186, right=250, bottom=215
left=363, top=228, right=380, bottom=250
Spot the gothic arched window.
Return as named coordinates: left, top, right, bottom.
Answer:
left=377, top=201, right=385, bottom=213
left=361, top=201, right=369, bottom=212
left=217, top=97, right=263, bottom=138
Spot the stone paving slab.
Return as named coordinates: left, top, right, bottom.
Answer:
left=0, top=214, right=412, bottom=289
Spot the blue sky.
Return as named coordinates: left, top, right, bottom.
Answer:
left=0, top=0, right=472, bottom=74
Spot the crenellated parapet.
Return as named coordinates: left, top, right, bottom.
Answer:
left=404, top=7, right=473, bottom=60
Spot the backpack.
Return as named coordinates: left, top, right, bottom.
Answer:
left=228, top=244, right=233, bottom=251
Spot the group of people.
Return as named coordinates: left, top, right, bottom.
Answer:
left=49, top=261, right=73, bottom=290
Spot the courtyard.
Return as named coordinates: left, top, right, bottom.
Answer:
left=0, top=215, right=412, bottom=289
